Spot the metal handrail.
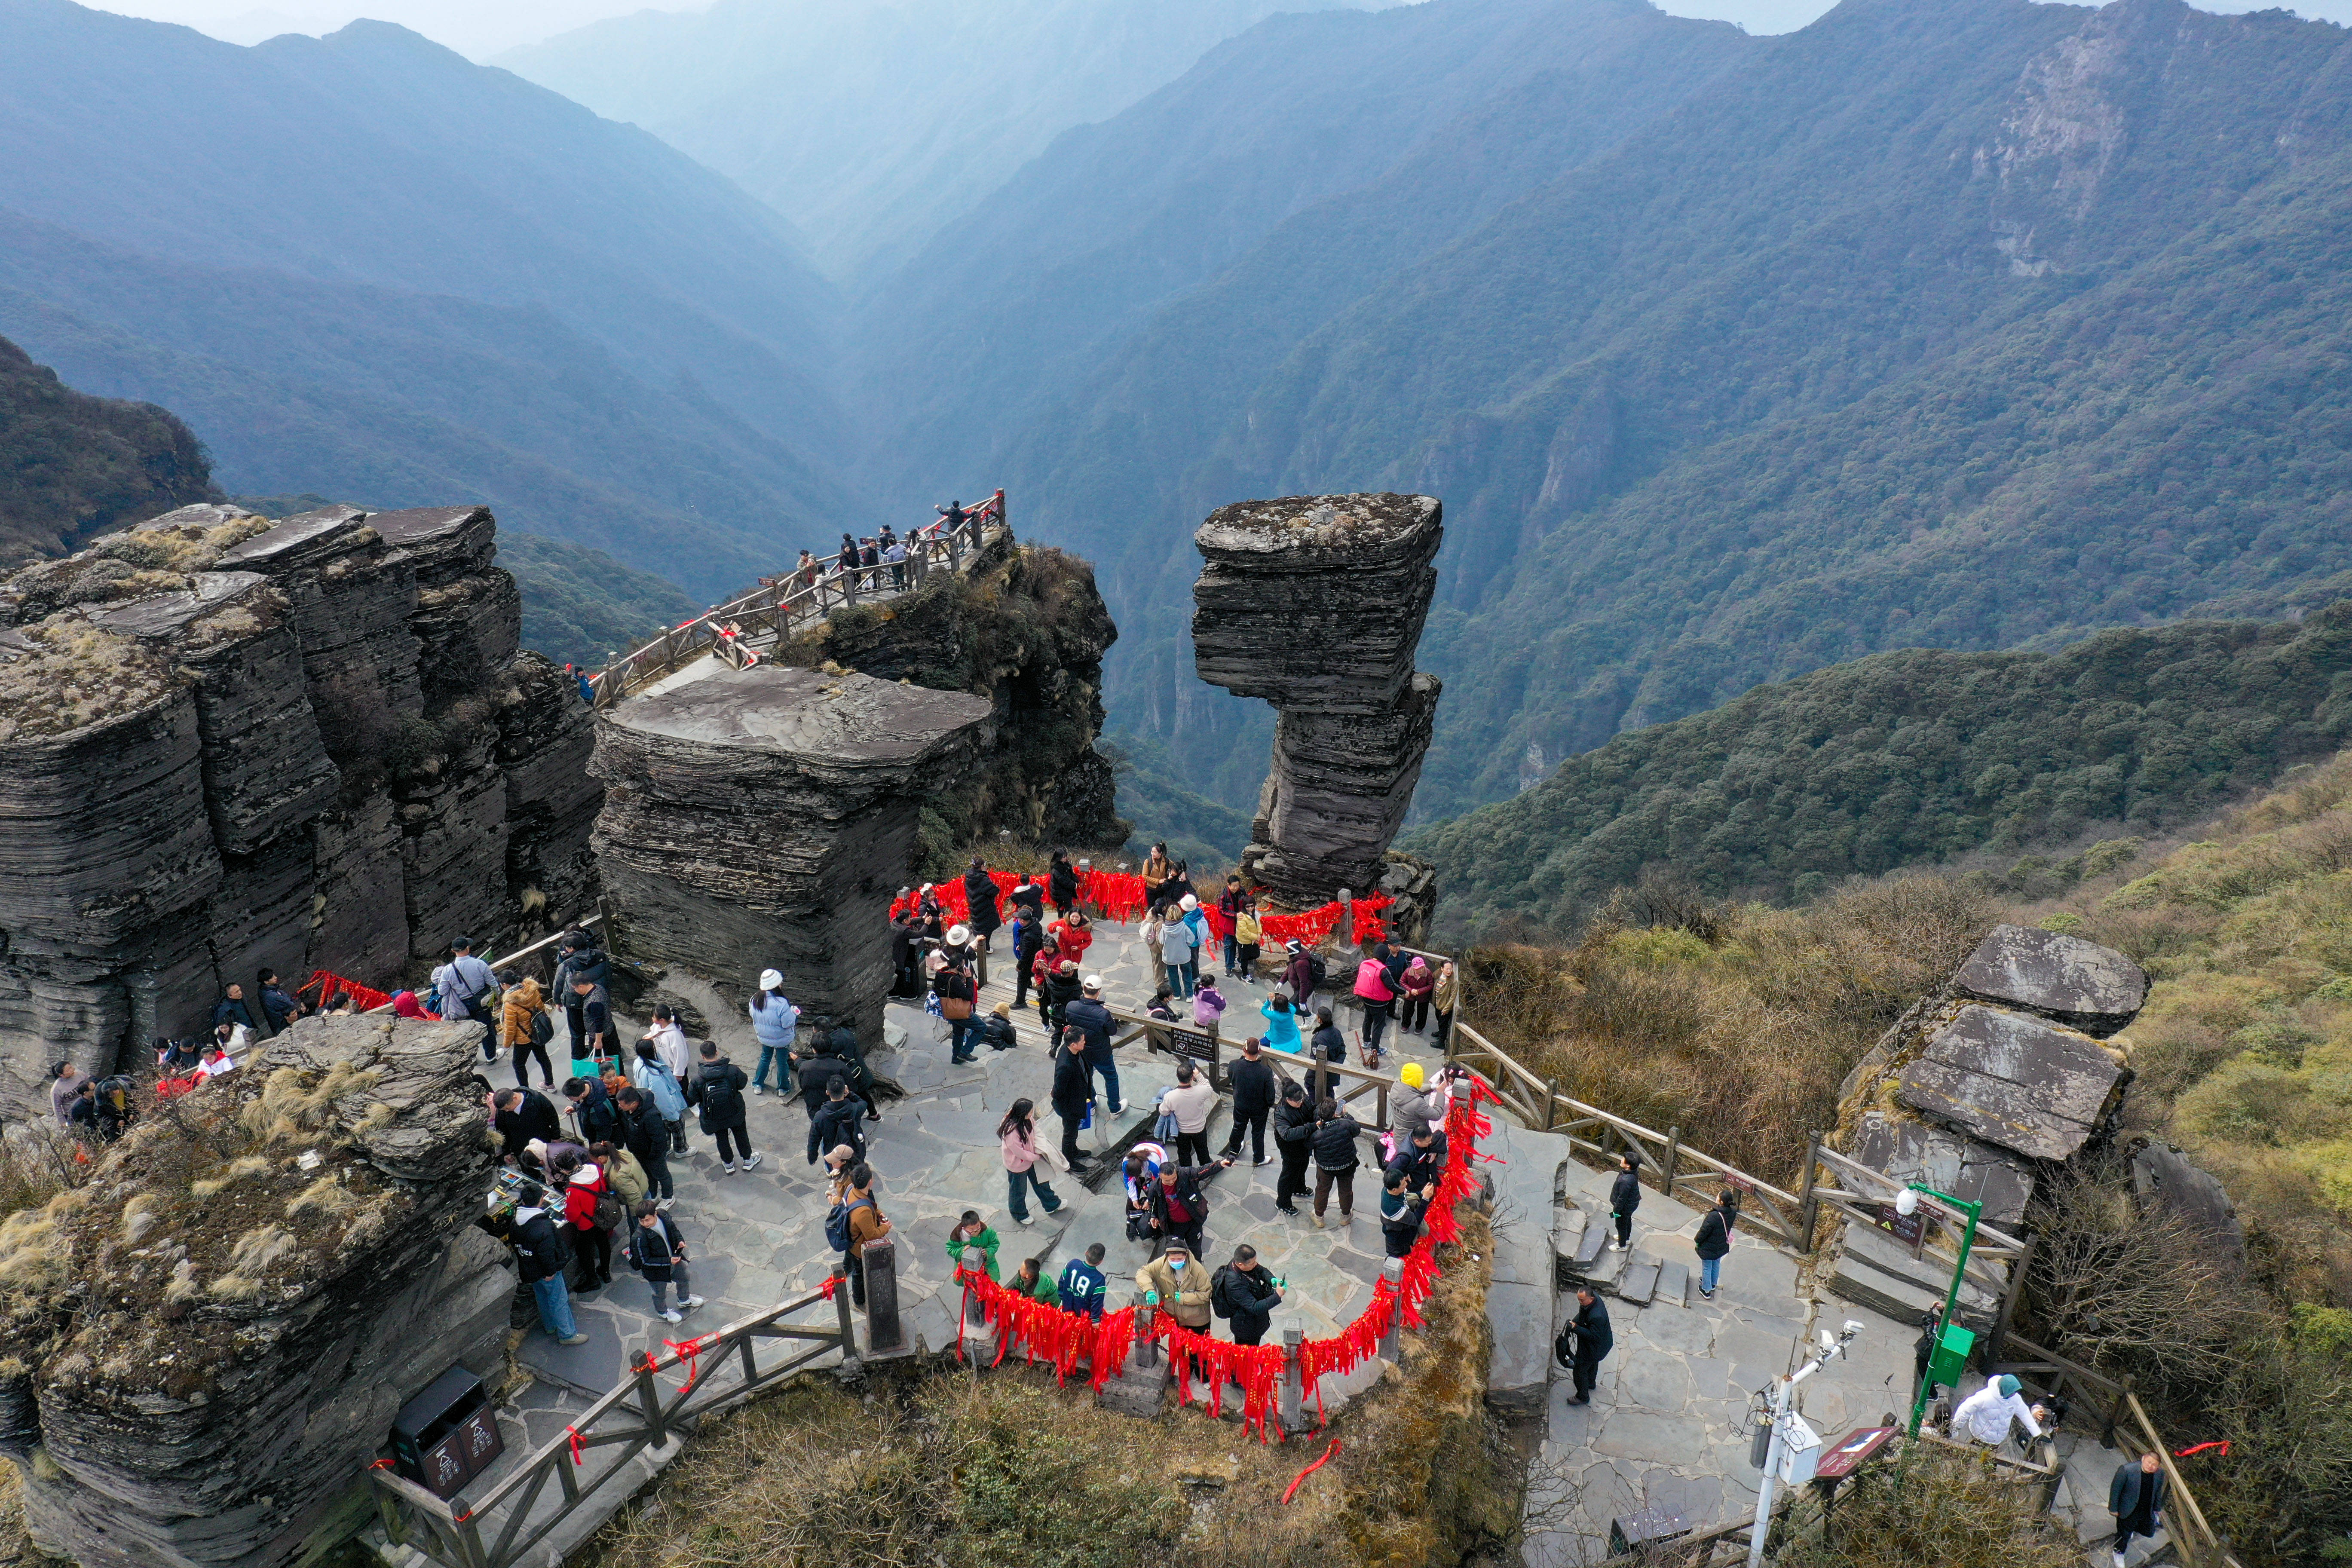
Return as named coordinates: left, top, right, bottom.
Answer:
left=588, top=493, right=1005, bottom=710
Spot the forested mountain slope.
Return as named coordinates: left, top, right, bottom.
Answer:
left=901, top=0, right=2352, bottom=818
left=0, top=0, right=853, bottom=598
left=0, top=332, right=216, bottom=560
left=1411, top=603, right=2352, bottom=937
left=499, top=0, right=1387, bottom=278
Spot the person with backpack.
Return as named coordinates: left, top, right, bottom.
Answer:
left=563, top=1076, right=621, bottom=1148
left=1212, top=1244, right=1282, bottom=1345
left=502, top=975, right=555, bottom=1087
left=434, top=938, right=501, bottom=1062
left=552, top=931, right=609, bottom=1062
left=557, top=1155, right=618, bottom=1292
left=1694, top=1189, right=1738, bottom=1298
left=976, top=1002, right=1019, bottom=1053
left=1283, top=940, right=1320, bottom=1011
left=1608, top=1153, right=1642, bottom=1252
left=1007, top=1255, right=1058, bottom=1307
left=507, top=1192, right=590, bottom=1346
left=998, top=1098, right=1065, bottom=1226
left=626, top=1200, right=704, bottom=1323
left=826, top=1163, right=888, bottom=1308
left=630, top=1042, right=690, bottom=1156
left=567, top=976, right=615, bottom=1079
left=934, top=951, right=980, bottom=1064
left=1559, top=1285, right=1612, bottom=1405
left=1043, top=959, right=1085, bottom=1040
left=748, top=971, right=797, bottom=1096
left=1273, top=1081, right=1316, bottom=1217
left=686, top=1041, right=760, bottom=1173
left=1310, top=1097, right=1362, bottom=1230
left=1220, top=1036, right=1277, bottom=1165
left=1063, top=976, right=1121, bottom=1114
left=945, top=1210, right=1001, bottom=1282
left=1058, top=1243, right=1110, bottom=1321
left=1352, top=949, right=1397, bottom=1063
left=811, top=1077, right=868, bottom=1167
left=1158, top=906, right=1197, bottom=1000
left=614, top=1086, right=674, bottom=1206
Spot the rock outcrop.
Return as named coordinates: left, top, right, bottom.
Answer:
left=591, top=665, right=992, bottom=1043
left=0, top=503, right=600, bottom=1109
left=0, top=1014, right=510, bottom=1568
left=1191, top=494, right=1444, bottom=906
left=1826, top=922, right=2147, bottom=1325
left=781, top=533, right=1128, bottom=854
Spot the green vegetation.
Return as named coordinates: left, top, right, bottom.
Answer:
left=1411, top=604, right=2352, bottom=940
left=1107, top=729, right=1255, bottom=867
left=496, top=531, right=702, bottom=670
left=0, top=333, right=215, bottom=564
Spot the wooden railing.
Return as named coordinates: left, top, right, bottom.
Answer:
left=371, top=1283, right=858, bottom=1568
left=588, top=492, right=1006, bottom=709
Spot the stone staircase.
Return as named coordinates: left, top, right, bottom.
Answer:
left=1552, top=1196, right=1692, bottom=1310
left=1825, top=1220, right=2000, bottom=1329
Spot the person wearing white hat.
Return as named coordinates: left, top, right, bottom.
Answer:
left=935, top=946, right=980, bottom=1063
left=748, top=967, right=797, bottom=1095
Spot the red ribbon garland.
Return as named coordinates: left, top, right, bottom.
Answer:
left=888, top=882, right=1393, bottom=949
left=304, top=968, right=393, bottom=1012
left=663, top=1334, right=716, bottom=1393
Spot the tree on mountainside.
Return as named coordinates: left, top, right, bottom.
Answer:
left=0, top=334, right=217, bottom=563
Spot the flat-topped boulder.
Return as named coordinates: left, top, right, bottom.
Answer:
left=1895, top=1003, right=2127, bottom=1163
left=1193, top=492, right=1442, bottom=716
left=1848, top=1110, right=2037, bottom=1231
left=1192, top=493, right=1446, bottom=905
left=1951, top=922, right=2150, bottom=1037
left=592, top=665, right=992, bottom=1042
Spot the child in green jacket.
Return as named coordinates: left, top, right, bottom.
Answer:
left=946, top=1210, right=1000, bottom=1281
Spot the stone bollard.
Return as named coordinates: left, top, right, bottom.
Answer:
left=1133, top=1302, right=1160, bottom=1366
left=1279, top=1327, right=1307, bottom=1433
left=1378, top=1259, right=1404, bottom=1360
left=862, top=1235, right=909, bottom=1357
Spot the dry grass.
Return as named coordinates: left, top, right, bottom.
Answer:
left=1465, top=874, right=1996, bottom=1183
left=1772, top=1441, right=2080, bottom=1568
left=0, top=619, right=176, bottom=741
left=579, top=1213, right=1510, bottom=1568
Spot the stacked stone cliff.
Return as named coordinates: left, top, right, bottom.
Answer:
left=592, top=665, right=992, bottom=1043
left=1191, top=493, right=1444, bottom=909
left=0, top=503, right=599, bottom=1108
left=778, top=531, right=1129, bottom=853
left=1826, top=922, right=2149, bottom=1325
left=0, top=1014, right=511, bottom=1568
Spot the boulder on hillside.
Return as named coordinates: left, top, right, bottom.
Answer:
left=1951, top=922, right=2149, bottom=1037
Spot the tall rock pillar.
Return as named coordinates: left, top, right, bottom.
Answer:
left=1191, top=493, right=1443, bottom=915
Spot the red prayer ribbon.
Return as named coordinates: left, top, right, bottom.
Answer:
left=564, top=1426, right=584, bottom=1465
left=2174, top=1440, right=2231, bottom=1458
left=663, top=1334, right=716, bottom=1393
left=1281, top=1439, right=1343, bottom=1504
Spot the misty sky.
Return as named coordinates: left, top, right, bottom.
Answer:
left=91, top=0, right=2352, bottom=75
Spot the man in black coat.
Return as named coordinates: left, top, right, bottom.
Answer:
left=962, top=859, right=1002, bottom=949
left=1062, top=975, right=1120, bottom=1113
left=1147, top=1158, right=1231, bottom=1258
left=1217, top=1244, right=1283, bottom=1345
left=2108, top=1452, right=2167, bottom=1568
left=1048, top=853, right=1079, bottom=919
left=1272, top=1082, right=1316, bottom=1216
left=685, top=1042, right=760, bottom=1172
left=1393, top=1123, right=1446, bottom=1193
left=888, top=916, right=922, bottom=998
left=494, top=1087, right=563, bottom=1163
left=1561, top=1286, right=1613, bottom=1405
left=1220, top=1036, right=1278, bottom=1164
left=808, top=1077, right=867, bottom=1166
left=1306, top=1007, right=1347, bottom=1103
left=1050, top=1028, right=1094, bottom=1167
left=1008, top=873, right=1044, bottom=923
left=1007, top=911, right=1044, bottom=1008
left=1609, top=1153, right=1642, bottom=1250
left=1309, top=1099, right=1361, bottom=1228
left=613, top=1087, right=673, bottom=1206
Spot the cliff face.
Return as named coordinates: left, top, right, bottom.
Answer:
left=0, top=1014, right=510, bottom=1568
left=0, top=502, right=599, bottom=1106
left=782, top=536, right=1128, bottom=855
left=1191, top=493, right=1445, bottom=907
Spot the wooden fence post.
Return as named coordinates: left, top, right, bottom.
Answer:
left=834, top=1274, right=858, bottom=1366
left=1543, top=1076, right=1560, bottom=1133
left=1662, top=1126, right=1680, bottom=1200
left=1796, top=1133, right=1821, bottom=1248
left=1988, top=1234, right=2035, bottom=1366
left=2103, top=1374, right=2135, bottom=1446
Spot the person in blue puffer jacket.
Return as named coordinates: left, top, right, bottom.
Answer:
left=749, top=968, right=798, bottom=1094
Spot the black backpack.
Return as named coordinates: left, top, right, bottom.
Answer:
left=1209, top=1265, right=1234, bottom=1319
left=1554, top=1324, right=1577, bottom=1369
left=698, top=1069, right=741, bottom=1129
left=1305, top=952, right=1329, bottom=992
left=530, top=1010, right=555, bottom=1048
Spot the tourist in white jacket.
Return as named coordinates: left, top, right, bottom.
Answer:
left=1951, top=1374, right=2047, bottom=1453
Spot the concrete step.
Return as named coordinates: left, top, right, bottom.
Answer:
left=1655, top=1259, right=1690, bottom=1309
left=1613, top=1254, right=1661, bottom=1307
left=1828, top=1222, right=2000, bottom=1327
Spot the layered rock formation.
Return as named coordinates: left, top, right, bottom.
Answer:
left=0, top=502, right=599, bottom=1109
left=1191, top=494, right=1444, bottom=907
left=591, top=665, right=992, bottom=1043
left=0, top=1013, right=510, bottom=1568
left=1828, top=923, right=2148, bottom=1324
left=784, top=533, right=1128, bottom=852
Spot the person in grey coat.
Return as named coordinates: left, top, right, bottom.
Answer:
left=2107, top=1452, right=2167, bottom=1568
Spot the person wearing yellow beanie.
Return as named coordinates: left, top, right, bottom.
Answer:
left=1390, top=1059, right=1438, bottom=1145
